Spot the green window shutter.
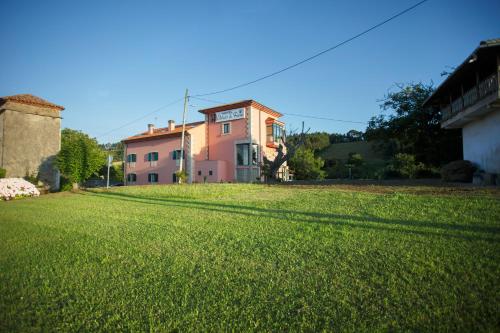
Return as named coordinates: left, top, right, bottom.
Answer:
left=153, top=152, right=158, bottom=161
left=147, top=153, right=151, bottom=161
left=132, top=154, right=136, bottom=162
left=173, top=151, right=177, bottom=160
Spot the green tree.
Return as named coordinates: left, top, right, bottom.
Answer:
left=57, top=129, right=106, bottom=188
left=365, top=82, right=461, bottom=165
left=289, top=148, right=326, bottom=180
left=288, top=132, right=330, bottom=152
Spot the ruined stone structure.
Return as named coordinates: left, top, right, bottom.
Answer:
left=0, top=94, right=64, bottom=190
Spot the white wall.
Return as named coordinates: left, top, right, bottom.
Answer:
left=463, top=108, right=500, bottom=173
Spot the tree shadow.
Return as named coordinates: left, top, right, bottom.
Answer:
left=79, top=190, right=500, bottom=243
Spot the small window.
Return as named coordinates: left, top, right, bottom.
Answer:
left=198, top=170, right=201, bottom=176
left=209, top=170, right=213, bottom=176
left=173, top=150, right=185, bottom=160
left=148, top=173, right=158, bottom=183
left=127, top=173, right=137, bottom=182
left=222, top=123, right=230, bottom=135
left=172, top=173, right=177, bottom=183
left=147, top=152, right=159, bottom=161
left=127, top=154, right=137, bottom=163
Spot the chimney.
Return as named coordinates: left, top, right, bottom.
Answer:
left=147, top=124, right=155, bottom=134
left=168, top=120, right=175, bottom=132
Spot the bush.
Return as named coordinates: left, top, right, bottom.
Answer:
left=0, top=178, right=40, bottom=200
left=324, top=159, right=348, bottom=179
left=376, top=154, right=428, bottom=179
left=289, top=148, right=326, bottom=180
left=441, top=160, right=476, bottom=182
left=0, top=168, right=6, bottom=179
left=175, top=170, right=188, bottom=183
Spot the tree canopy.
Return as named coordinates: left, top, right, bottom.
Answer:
left=57, top=129, right=106, bottom=186
left=365, top=82, right=461, bottom=166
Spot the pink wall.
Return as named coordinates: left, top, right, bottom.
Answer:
left=125, top=125, right=207, bottom=185
left=125, top=137, right=182, bottom=185
left=206, top=108, right=249, bottom=181
left=124, top=103, right=286, bottom=185
left=193, top=160, right=227, bottom=183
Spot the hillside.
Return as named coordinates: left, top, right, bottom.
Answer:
left=319, top=141, right=385, bottom=162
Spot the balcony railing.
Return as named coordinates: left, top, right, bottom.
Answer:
left=442, top=73, right=498, bottom=122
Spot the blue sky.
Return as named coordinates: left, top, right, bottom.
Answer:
left=1, top=0, right=499, bottom=143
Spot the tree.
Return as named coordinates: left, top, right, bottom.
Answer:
left=287, top=132, right=330, bottom=152
left=57, top=129, right=106, bottom=188
left=346, top=130, right=364, bottom=142
left=365, top=82, right=461, bottom=166
left=289, top=148, right=326, bottom=180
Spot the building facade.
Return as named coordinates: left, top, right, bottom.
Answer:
left=0, top=94, right=65, bottom=189
left=423, top=39, right=500, bottom=174
left=122, top=100, right=288, bottom=185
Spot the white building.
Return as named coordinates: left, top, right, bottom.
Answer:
left=424, top=39, right=500, bottom=174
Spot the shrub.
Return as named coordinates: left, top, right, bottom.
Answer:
left=175, top=170, right=188, bottom=183
left=0, top=168, right=6, bottom=179
left=0, top=178, right=40, bottom=200
left=441, top=160, right=475, bottom=182
left=289, top=148, right=326, bottom=180
left=376, top=154, right=428, bottom=179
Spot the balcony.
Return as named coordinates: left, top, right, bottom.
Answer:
left=441, top=73, right=499, bottom=127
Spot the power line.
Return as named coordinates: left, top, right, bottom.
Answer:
left=282, top=112, right=367, bottom=124
left=191, top=0, right=430, bottom=97
left=190, top=96, right=367, bottom=124
left=96, top=97, right=184, bottom=140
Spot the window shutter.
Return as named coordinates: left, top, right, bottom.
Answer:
left=147, top=153, right=151, bottom=161
left=153, top=152, right=158, bottom=161
left=173, top=150, right=177, bottom=160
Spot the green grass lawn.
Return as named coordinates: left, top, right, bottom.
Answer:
left=1, top=184, right=499, bottom=332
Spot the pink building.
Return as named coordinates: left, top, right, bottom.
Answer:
left=122, top=100, right=288, bottom=185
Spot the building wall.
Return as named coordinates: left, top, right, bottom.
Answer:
left=206, top=107, right=249, bottom=181
left=126, top=136, right=183, bottom=185
left=462, top=108, right=500, bottom=173
left=0, top=103, right=61, bottom=189
left=125, top=124, right=207, bottom=185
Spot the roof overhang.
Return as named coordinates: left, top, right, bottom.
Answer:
left=199, top=100, right=283, bottom=118
left=423, top=39, right=500, bottom=107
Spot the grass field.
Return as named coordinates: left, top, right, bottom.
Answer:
left=1, top=184, right=499, bottom=331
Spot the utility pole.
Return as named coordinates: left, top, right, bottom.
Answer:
left=178, top=88, right=189, bottom=183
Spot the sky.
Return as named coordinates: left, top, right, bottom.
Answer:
left=1, top=0, right=499, bottom=143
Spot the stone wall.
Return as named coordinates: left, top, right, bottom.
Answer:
left=0, top=102, right=61, bottom=189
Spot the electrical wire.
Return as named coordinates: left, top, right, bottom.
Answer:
left=191, top=0, right=430, bottom=97
left=96, top=97, right=184, bottom=139
left=190, top=96, right=366, bottom=124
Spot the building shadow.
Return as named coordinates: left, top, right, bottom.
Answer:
left=79, top=190, right=500, bottom=243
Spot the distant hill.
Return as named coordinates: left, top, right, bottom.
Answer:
left=319, top=141, right=386, bottom=162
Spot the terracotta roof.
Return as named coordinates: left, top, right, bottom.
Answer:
left=198, top=100, right=283, bottom=118
left=0, top=94, right=65, bottom=110
left=123, top=121, right=205, bottom=143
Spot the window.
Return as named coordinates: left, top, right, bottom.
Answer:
left=198, top=170, right=202, bottom=176
left=267, top=123, right=284, bottom=143
left=273, top=124, right=283, bottom=142
left=209, top=170, right=213, bottom=176
left=127, top=154, right=137, bottom=163
left=127, top=153, right=137, bottom=168
left=147, top=152, right=159, bottom=161
left=148, top=173, right=159, bottom=183
left=173, top=150, right=185, bottom=160
left=236, top=143, right=258, bottom=166
left=172, top=173, right=177, bottom=183
left=222, top=122, right=230, bottom=135
left=127, top=173, right=137, bottom=183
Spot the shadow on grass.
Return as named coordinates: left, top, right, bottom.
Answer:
left=80, top=190, right=500, bottom=243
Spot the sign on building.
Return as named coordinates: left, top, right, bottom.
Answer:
left=215, top=108, right=245, bottom=122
